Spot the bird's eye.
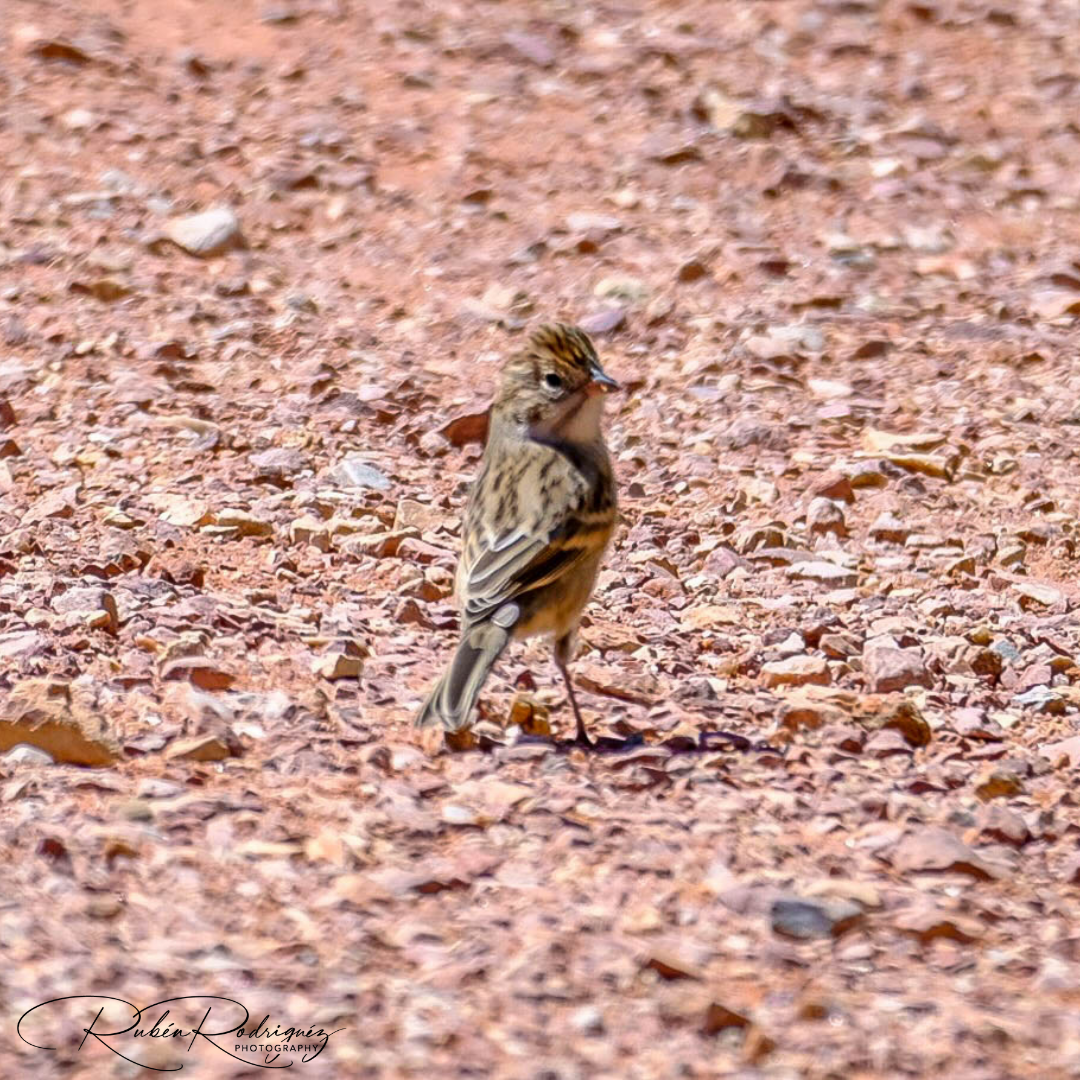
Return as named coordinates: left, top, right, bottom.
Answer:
left=544, top=372, right=563, bottom=390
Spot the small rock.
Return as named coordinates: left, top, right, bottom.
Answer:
left=393, top=498, right=450, bottom=534
left=102, top=508, right=140, bottom=530
left=1015, top=582, right=1064, bottom=610
left=153, top=495, right=212, bottom=529
left=164, top=207, right=243, bottom=257
left=771, top=896, right=864, bottom=940
left=703, top=546, right=744, bottom=578
left=0, top=630, right=45, bottom=660
left=778, top=692, right=848, bottom=732
left=136, top=778, right=186, bottom=799
left=290, top=516, right=331, bottom=552
left=569, top=1006, right=605, bottom=1035
left=856, top=695, right=931, bottom=747
left=504, top=31, right=556, bottom=66
left=578, top=308, right=626, bottom=335
left=974, top=768, right=1024, bottom=801
left=870, top=512, right=910, bottom=544
left=1041, top=735, right=1080, bottom=767
left=761, top=655, right=830, bottom=689
left=806, top=497, right=847, bottom=537
left=643, top=949, right=703, bottom=981
left=1013, top=686, right=1065, bottom=714
left=85, top=896, right=124, bottom=920
left=812, top=471, right=855, bottom=503
left=312, top=639, right=367, bottom=680
left=865, top=728, right=913, bottom=757
left=594, top=276, right=649, bottom=304
left=990, top=638, right=1022, bottom=663
left=165, top=734, right=236, bottom=762
left=804, top=878, right=881, bottom=909
left=251, top=448, right=309, bottom=483
left=23, top=484, right=79, bottom=524
left=819, top=632, right=860, bottom=659
left=0, top=680, right=120, bottom=766
left=566, top=211, right=622, bottom=234
left=701, top=1002, right=752, bottom=1036
left=51, top=586, right=119, bottom=634
left=508, top=695, right=551, bottom=736
left=863, top=642, right=931, bottom=693
left=976, top=804, right=1030, bottom=847
left=330, top=456, right=392, bottom=490
left=894, top=905, right=983, bottom=943
left=892, top=827, right=1000, bottom=880
left=862, top=429, right=948, bottom=453
left=677, top=258, right=710, bottom=283
left=808, top=378, right=853, bottom=401
left=339, top=529, right=418, bottom=559
left=215, top=509, right=273, bottom=538
left=3, top=743, right=55, bottom=766
left=1061, top=854, right=1080, bottom=884
left=998, top=544, right=1026, bottom=568
left=774, top=631, right=807, bottom=657
left=951, top=708, right=1002, bottom=741
left=394, top=597, right=435, bottom=629
left=161, top=658, right=236, bottom=692
left=787, top=561, right=858, bottom=587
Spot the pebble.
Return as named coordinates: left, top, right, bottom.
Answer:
left=787, top=561, right=858, bottom=587
left=3, top=743, right=55, bottom=766
left=806, top=497, right=847, bottom=537
left=1040, top=735, right=1080, bottom=767
left=892, top=827, right=1000, bottom=880
left=165, top=734, right=235, bottom=762
left=761, top=655, right=830, bottom=688
left=976, top=804, right=1030, bottom=847
left=1015, top=582, right=1064, bottom=609
left=290, top=516, right=331, bottom=552
left=894, top=906, right=983, bottom=943
left=135, top=778, right=186, bottom=799
left=0, top=630, right=46, bottom=661
left=1013, top=686, right=1064, bottom=713
left=594, top=276, right=649, bottom=304
left=578, top=308, right=627, bottom=335
left=331, top=456, right=392, bottom=490
left=312, top=640, right=366, bottom=680
left=863, top=641, right=931, bottom=693
left=214, top=509, right=273, bottom=538
left=51, top=587, right=119, bottom=634
left=160, top=658, right=237, bottom=692
left=164, top=207, right=243, bottom=257
left=870, top=512, right=910, bottom=543
left=566, top=212, right=622, bottom=233
left=770, top=896, right=864, bottom=940
left=569, top=1006, right=605, bottom=1035
left=251, top=448, right=309, bottom=481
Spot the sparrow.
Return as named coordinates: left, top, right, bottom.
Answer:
left=416, top=323, right=619, bottom=746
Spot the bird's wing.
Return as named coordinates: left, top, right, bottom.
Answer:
left=459, top=511, right=607, bottom=627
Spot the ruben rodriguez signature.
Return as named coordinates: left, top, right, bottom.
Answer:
left=17, top=996, right=346, bottom=1071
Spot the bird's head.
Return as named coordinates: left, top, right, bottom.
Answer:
left=494, top=324, right=619, bottom=438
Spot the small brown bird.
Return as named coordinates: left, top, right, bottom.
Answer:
left=416, top=323, right=619, bottom=745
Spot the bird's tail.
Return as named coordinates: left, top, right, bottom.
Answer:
left=415, top=621, right=511, bottom=730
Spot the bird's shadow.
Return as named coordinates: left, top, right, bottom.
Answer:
left=495, top=729, right=784, bottom=756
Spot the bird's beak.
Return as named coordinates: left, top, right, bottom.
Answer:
left=585, top=365, right=620, bottom=396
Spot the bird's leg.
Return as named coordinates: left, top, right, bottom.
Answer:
left=555, top=633, right=592, bottom=747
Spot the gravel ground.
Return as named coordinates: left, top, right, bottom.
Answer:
left=3, top=0, right=1080, bottom=1076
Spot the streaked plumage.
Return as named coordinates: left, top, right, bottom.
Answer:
left=416, top=323, right=619, bottom=745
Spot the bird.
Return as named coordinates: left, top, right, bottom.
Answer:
left=416, top=323, right=620, bottom=746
